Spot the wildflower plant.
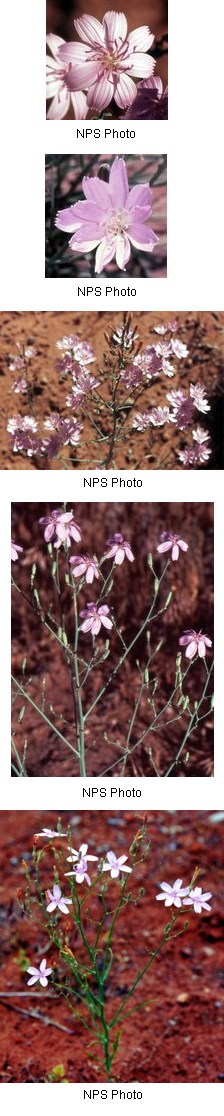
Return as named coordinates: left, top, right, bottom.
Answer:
left=7, top=315, right=212, bottom=469
left=46, top=12, right=168, bottom=120
left=19, top=819, right=212, bottom=1081
left=11, top=505, right=214, bottom=778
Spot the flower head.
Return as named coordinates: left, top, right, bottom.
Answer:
left=39, top=509, right=81, bottom=547
left=27, top=958, right=53, bottom=987
left=102, top=850, right=132, bottom=878
left=11, top=539, right=23, bottom=562
left=55, top=156, right=159, bottom=274
left=156, top=879, right=189, bottom=908
left=105, top=532, right=134, bottom=565
left=125, top=75, right=168, bottom=120
left=80, top=602, right=113, bottom=635
left=58, top=13, right=155, bottom=113
left=46, top=884, right=72, bottom=914
left=182, top=886, right=212, bottom=913
left=157, top=532, right=188, bottom=562
left=65, top=844, right=98, bottom=886
left=69, top=554, right=99, bottom=584
left=66, top=842, right=98, bottom=865
left=46, top=34, right=88, bottom=119
left=179, top=629, right=212, bottom=659
left=34, top=828, right=67, bottom=838
left=149, top=406, right=170, bottom=426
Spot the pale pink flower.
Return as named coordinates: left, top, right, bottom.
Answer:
left=179, top=629, right=212, bottom=659
left=154, top=321, right=178, bottom=335
left=170, top=339, right=188, bottom=359
left=167, top=389, right=194, bottom=429
left=112, top=326, right=139, bottom=348
left=80, top=602, right=113, bottom=634
left=132, top=412, right=151, bottom=431
left=11, top=539, right=23, bottom=562
left=156, top=879, right=189, bottom=908
left=27, top=958, right=52, bottom=987
left=39, top=509, right=81, bottom=547
left=189, top=383, right=210, bottom=414
left=132, top=347, right=161, bottom=379
left=120, top=364, right=143, bottom=388
left=65, top=856, right=91, bottom=885
left=66, top=371, right=101, bottom=406
left=35, top=827, right=67, bottom=838
left=182, top=886, right=212, bottom=913
left=192, top=426, right=210, bottom=444
left=55, top=156, right=158, bottom=274
left=102, top=850, right=132, bottom=878
left=12, top=377, right=28, bottom=393
left=46, top=884, right=72, bottom=914
left=69, top=554, right=99, bottom=583
left=46, top=34, right=87, bottom=119
left=105, top=532, right=134, bottom=564
left=157, top=532, right=188, bottom=562
left=7, top=415, right=40, bottom=457
left=58, top=13, right=155, bottom=112
left=66, top=842, right=98, bottom=866
left=149, top=406, right=170, bottom=426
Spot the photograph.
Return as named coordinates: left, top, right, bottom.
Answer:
left=1, top=311, right=223, bottom=471
left=11, top=501, right=214, bottom=778
left=0, top=809, right=222, bottom=1083
left=46, top=2, right=168, bottom=121
left=45, top=154, right=167, bottom=279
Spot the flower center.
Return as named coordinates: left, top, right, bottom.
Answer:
left=102, top=207, right=130, bottom=239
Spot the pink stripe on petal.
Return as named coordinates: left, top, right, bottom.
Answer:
left=103, top=12, right=128, bottom=41
left=58, top=42, right=89, bottom=64
left=115, top=74, right=136, bottom=110
left=87, top=75, right=113, bottom=111
left=127, top=54, right=156, bottom=79
left=128, top=27, right=155, bottom=51
left=109, top=157, right=129, bottom=207
left=74, top=15, right=105, bottom=46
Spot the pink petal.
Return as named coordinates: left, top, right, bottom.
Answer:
left=80, top=617, right=95, bottom=632
left=186, top=640, right=197, bottom=658
left=203, top=636, right=212, bottom=648
left=127, top=54, right=155, bottom=79
left=117, top=855, right=128, bottom=865
left=47, top=33, right=66, bottom=57
left=109, top=157, right=129, bottom=207
left=91, top=618, right=102, bottom=634
left=47, top=91, right=70, bottom=120
left=128, top=27, right=154, bottom=52
left=69, top=232, right=100, bottom=252
left=172, top=543, right=179, bottom=560
left=198, top=639, right=206, bottom=657
left=115, top=74, right=136, bottom=110
left=129, top=227, right=159, bottom=250
left=111, top=868, right=119, bottom=878
left=55, top=206, right=82, bottom=233
left=126, top=184, right=152, bottom=210
left=58, top=42, right=90, bottom=64
left=27, top=975, right=38, bottom=985
left=95, top=237, right=116, bottom=274
left=178, top=540, right=188, bottom=552
left=157, top=540, right=172, bottom=554
left=40, top=977, right=48, bottom=987
left=74, top=15, right=105, bottom=46
left=67, top=60, right=100, bottom=90
left=101, top=615, right=113, bottom=630
left=69, top=200, right=105, bottom=222
left=103, top=11, right=128, bottom=41
left=71, top=92, right=88, bottom=119
left=87, top=74, right=113, bottom=111
left=114, top=548, right=125, bottom=564
left=82, top=176, right=111, bottom=207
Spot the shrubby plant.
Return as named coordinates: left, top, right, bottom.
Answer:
left=11, top=507, right=214, bottom=777
left=18, top=819, right=212, bottom=1081
left=7, top=316, right=212, bottom=469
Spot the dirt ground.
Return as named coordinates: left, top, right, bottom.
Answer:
left=46, top=1, right=168, bottom=118
left=1, top=311, right=223, bottom=470
left=11, top=501, right=214, bottom=778
left=0, top=810, right=223, bottom=1083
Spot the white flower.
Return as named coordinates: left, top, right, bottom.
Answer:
left=156, top=878, right=189, bottom=908
left=182, top=886, right=212, bottom=913
left=46, top=884, right=72, bottom=914
left=102, top=850, right=132, bottom=879
left=27, top=958, right=52, bottom=987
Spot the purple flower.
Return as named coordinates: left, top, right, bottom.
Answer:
left=154, top=321, right=178, bottom=335
left=39, top=510, right=81, bottom=547
left=189, top=383, right=210, bottom=414
left=7, top=415, right=40, bottom=457
left=66, top=842, right=98, bottom=866
left=65, top=845, right=98, bottom=886
left=58, top=13, right=155, bottom=113
left=56, top=335, right=95, bottom=364
left=182, top=886, right=212, bottom=913
left=105, top=533, right=134, bottom=565
left=34, top=828, right=67, bottom=838
left=55, top=156, right=159, bottom=274
left=46, top=884, right=72, bottom=914
left=102, top=851, right=132, bottom=878
left=132, top=412, right=151, bottom=431
left=80, top=602, right=113, bottom=635
left=179, top=630, right=212, bottom=659
left=46, top=34, right=87, bottom=119
left=167, top=389, right=194, bottom=429
left=156, top=879, right=189, bottom=908
left=11, top=539, right=23, bottom=562
left=157, top=532, right=188, bottom=562
left=125, top=75, right=168, bottom=120
left=27, top=958, right=53, bottom=987
left=132, top=347, right=161, bottom=379
left=69, top=554, right=99, bottom=584
left=120, top=364, right=143, bottom=389
left=12, top=377, right=28, bottom=394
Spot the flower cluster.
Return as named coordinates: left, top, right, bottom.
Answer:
left=46, top=13, right=167, bottom=121
left=156, top=878, right=212, bottom=913
left=7, top=320, right=212, bottom=469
